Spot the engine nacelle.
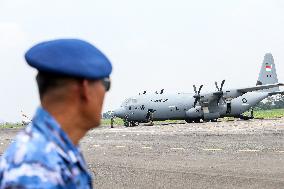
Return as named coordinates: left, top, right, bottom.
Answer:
left=186, top=107, right=220, bottom=121
left=186, top=107, right=203, bottom=119
left=203, top=112, right=220, bottom=121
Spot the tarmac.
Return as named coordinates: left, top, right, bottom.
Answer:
left=1, top=118, right=284, bottom=188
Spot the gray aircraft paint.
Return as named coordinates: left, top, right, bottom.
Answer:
left=114, top=53, right=283, bottom=123
left=228, top=92, right=270, bottom=117
left=115, top=93, right=195, bottom=122
left=256, top=53, right=279, bottom=92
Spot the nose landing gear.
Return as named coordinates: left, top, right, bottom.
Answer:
left=123, top=115, right=139, bottom=127
left=239, top=108, right=254, bottom=120
left=146, top=109, right=154, bottom=125
left=123, top=115, right=130, bottom=127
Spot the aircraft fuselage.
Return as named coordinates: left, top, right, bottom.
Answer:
left=114, top=91, right=270, bottom=122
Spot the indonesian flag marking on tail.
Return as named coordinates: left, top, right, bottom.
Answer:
left=265, top=64, right=272, bottom=72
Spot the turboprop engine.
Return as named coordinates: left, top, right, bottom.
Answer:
left=186, top=106, right=203, bottom=119
left=186, top=106, right=221, bottom=121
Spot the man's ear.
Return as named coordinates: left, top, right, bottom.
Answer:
left=79, top=80, right=90, bottom=102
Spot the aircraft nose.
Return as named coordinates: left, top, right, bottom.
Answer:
left=113, top=108, right=126, bottom=118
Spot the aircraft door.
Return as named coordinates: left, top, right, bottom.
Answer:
left=226, top=102, right=231, bottom=114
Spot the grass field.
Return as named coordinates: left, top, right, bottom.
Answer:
left=1, top=109, right=283, bottom=128
left=250, top=109, right=284, bottom=119
left=0, top=123, right=24, bottom=129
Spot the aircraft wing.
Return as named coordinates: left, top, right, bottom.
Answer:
left=236, top=83, right=284, bottom=93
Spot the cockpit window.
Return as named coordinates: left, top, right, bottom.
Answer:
left=132, top=98, right=137, bottom=103
left=122, top=98, right=131, bottom=105
left=122, top=98, right=138, bottom=108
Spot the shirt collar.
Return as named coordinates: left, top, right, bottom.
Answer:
left=31, top=107, right=88, bottom=170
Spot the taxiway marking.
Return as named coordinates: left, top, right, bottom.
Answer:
left=115, top=145, right=126, bottom=148
left=93, top=145, right=100, bottom=147
left=142, top=146, right=152, bottom=149
left=202, top=148, right=223, bottom=151
left=238, top=149, right=260, bottom=152
left=170, top=147, right=185, bottom=150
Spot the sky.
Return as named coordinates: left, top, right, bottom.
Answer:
left=0, top=0, right=284, bottom=122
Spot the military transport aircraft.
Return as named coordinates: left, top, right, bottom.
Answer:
left=113, top=53, right=283, bottom=126
left=21, top=110, right=32, bottom=126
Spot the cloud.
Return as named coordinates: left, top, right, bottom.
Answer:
left=0, top=22, right=37, bottom=122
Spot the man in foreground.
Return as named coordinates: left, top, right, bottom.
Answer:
left=0, top=39, right=112, bottom=188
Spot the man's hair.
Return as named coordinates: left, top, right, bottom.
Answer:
left=36, top=72, right=82, bottom=99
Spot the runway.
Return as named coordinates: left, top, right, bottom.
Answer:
left=1, top=118, right=284, bottom=188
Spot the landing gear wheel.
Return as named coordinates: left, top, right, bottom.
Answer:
left=250, top=109, right=254, bottom=119
left=211, top=119, right=218, bottom=122
left=130, top=121, right=138, bottom=127
left=242, top=117, right=251, bottom=121
left=124, top=120, right=129, bottom=127
left=193, top=119, right=201, bottom=123
left=146, top=111, right=154, bottom=124
left=239, top=114, right=252, bottom=120
left=185, top=119, right=193, bottom=123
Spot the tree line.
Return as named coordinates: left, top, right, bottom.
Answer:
left=255, top=94, right=284, bottom=110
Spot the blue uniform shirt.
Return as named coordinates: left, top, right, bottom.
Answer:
left=0, top=107, right=92, bottom=188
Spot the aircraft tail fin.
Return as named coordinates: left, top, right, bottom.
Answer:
left=256, top=53, right=279, bottom=92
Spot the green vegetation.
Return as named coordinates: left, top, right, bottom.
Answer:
left=0, top=123, right=24, bottom=129
left=245, top=95, right=284, bottom=119
left=100, top=118, right=124, bottom=126
left=255, top=95, right=284, bottom=110
left=250, top=109, right=284, bottom=119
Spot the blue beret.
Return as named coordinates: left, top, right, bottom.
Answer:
left=25, top=39, right=112, bottom=79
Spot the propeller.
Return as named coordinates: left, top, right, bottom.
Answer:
left=193, top=84, right=203, bottom=108
left=215, top=80, right=225, bottom=92
left=215, top=80, right=226, bottom=105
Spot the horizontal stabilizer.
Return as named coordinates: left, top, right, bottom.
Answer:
left=268, top=91, right=284, bottom=96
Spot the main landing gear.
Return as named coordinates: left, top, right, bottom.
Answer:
left=185, top=119, right=201, bottom=123
left=210, top=119, right=218, bottom=122
left=146, top=109, right=154, bottom=126
left=239, top=108, right=254, bottom=120
left=123, top=116, right=139, bottom=127
left=185, top=118, right=218, bottom=123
